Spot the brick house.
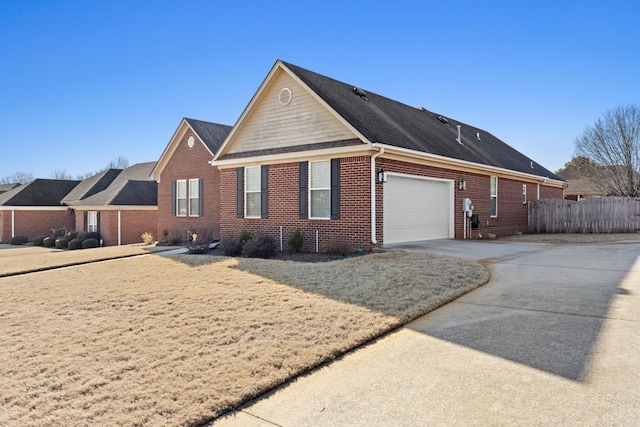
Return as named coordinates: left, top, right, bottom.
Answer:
left=0, top=179, right=79, bottom=242
left=62, top=162, right=158, bottom=246
left=211, top=60, right=564, bottom=252
left=151, top=118, right=232, bottom=243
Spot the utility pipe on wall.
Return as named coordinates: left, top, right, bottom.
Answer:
left=370, top=146, right=385, bottom=245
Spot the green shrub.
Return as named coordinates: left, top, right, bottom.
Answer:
left=221, top=238, right=243, bottom=256
left=55, top=237, right=69, bottom=249
left=238, top=229, right=255, bottom=244
left=141, top=232, right=154, bottom=245
left=10, top=236, right=28, bottom=245
left=325, top=241, right=350, bottom=256
left=32, top=236, right=46, bottom=246
left=82, top=238, right=99, bottom=249
left=43, top=237, right=55, bottom=247
left=187, top=238, right=210, bottom=254
left=68, top=238, right=83, bottom=250
left=243, top=235, right=277, bottom=259
left=287, top=227, right=304, bottom=253
left=165, top=232, right=182, bottom=245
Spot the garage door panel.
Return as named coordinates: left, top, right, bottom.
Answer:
left=384, top=175, right=452, bottom=244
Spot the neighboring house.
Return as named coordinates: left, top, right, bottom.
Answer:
left=62, top=162, right=158, bottom=246
left=0, top=179, right=80, bottom=242
left=212, top=60, right=564, bottom=251
left=151, top=118, right=232, bottom=243
left=556, top=167, right=603, bottom=200
left=0, top=183, right=20, bottom=195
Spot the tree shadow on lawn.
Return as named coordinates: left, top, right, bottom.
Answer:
left=406, top=243, right=640, bottom=381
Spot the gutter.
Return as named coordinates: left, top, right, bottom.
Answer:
left=371, top=146, right=384, bottom=244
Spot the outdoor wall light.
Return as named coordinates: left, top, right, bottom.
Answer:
left=378, top=168, right=388, bottom=183
left=458, top=177, right=467, bottom=191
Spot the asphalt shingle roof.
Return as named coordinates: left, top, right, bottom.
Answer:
left=281, top=61, right=561, bottom=180
left=71, top=162, right=157, bottom=206
left=61, top=169, right=122, bottom=205
left=0, top=179, right=80, bottom=206
left=184, top=118, right=233, bottom=155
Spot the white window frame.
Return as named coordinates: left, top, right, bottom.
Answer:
left=87, top=211, right=98, bottom=233
left=309, top=160, right=331, bottom=220
left=188, top=178, right=200, bottom=217
left=523, top=184, right=527, bottom=204
left=176, top=179, right=187, bottom=217
left=490, top=176, right=498, bottom=217
left=244, top=166, right=261, bottom=218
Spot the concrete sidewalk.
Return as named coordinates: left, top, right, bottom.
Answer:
left=212, top=240, right=640, bottom=426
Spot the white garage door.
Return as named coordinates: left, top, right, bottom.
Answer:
left=383, top=174, right=453, bottom=244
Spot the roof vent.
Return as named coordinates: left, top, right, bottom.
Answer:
left=456, top=125, right=462, bottom=144
left=530, top=161, right=535, bottom=169
left=476, top=132, right=481, bottom=140
left=438, top=115, right=449, bottom=125
left=353, top=87, right=368, bottom=100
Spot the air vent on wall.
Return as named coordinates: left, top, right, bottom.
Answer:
left=278, top=87, right=292, bottom=105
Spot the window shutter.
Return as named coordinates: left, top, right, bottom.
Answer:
left=299, top=161, right=308, bottom=218
left=83, top=211, right=88, bottom=232
left=199, top=179, right=204, bottom=216
left=171, top=180, right=176, bottom=216
left=261, top=165, right=268, bottom=219
left=236, top=167, right=244, bottom=218
left=330, top=158, right=340, bottom=220
left=96, top=212, right=100, bottom=234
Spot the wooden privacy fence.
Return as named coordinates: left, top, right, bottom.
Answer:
left=529, top=197, right=640, bottom=233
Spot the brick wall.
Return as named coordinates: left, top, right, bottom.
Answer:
left=74, top=209, right=157, bottom=246
left=0, top=208, right=75, bottom=242
left=219, top=155, right=564, bottom=251
left=157, top=129, right=220, bottom=243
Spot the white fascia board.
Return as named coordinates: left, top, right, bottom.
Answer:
left=4, top=206, right=71, bottom=211
left=212, top=144, right=373, bottom=169
left=71, top=206, right=158, bottom=211
left=373, top=143, right=565, bottom=187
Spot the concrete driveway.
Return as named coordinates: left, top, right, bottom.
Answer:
left=213, top=240, right=640, bottom=426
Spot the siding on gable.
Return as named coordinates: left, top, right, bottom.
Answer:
left=226, top=70, right=358, bottom=155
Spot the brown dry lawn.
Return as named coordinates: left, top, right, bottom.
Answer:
left=0, top=247, right=488, bottom=426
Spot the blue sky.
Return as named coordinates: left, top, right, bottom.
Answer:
left=1, top=0, right=638, bottom=179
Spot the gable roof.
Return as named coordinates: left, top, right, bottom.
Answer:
left=216, top=60, right=561, bottom=182
left=150, top=118, right=232, bottom=181
left=70, top=162, right=158, bottom=207
left=61, top=168, right=122, bottom=205
left=0, top=183, right=20, bottom=194
left=0, top=179, right=80, bottom=206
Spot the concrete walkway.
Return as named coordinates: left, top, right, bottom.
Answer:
left=213, top=240, right=640, bottom=426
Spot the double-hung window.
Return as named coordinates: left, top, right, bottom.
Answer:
left=490, top=176, right=498, bottom=217
left=189, top=179, right=200, bottom=216
left=87, top=211, right=98, bottom=232
left=309, top=160, right=331, bottom=219
left=245, top=166, right=261, bottom=218
left=176, top=179, right=187, bottom=216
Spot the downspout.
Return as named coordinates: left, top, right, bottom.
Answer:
left=371, top=146, right=385, bottom=244
left=117, top=209, right=122, bottom=246
left=11, top=208, right=15, bottom=238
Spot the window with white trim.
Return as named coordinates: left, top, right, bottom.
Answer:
left=176, top=179, right=187, bottom=216
left=490, top=176, right=498, bottom=217
left=87, top=211, right=98, bottom=233
left=309, top=160, right=331, bottom=219
left=523, top=184, right=527, bottom=204
left=245, top=166, right=261, bottom=218
left=189, top=179, right=200, bottom=216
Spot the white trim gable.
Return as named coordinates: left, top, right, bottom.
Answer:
left=213, top=60, right=371, bottom=162
left=150, top=119, right=215, bottom=182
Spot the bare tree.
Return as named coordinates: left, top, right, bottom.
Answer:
left=50, top=170, right=74, bottom=180
left=574, top=104, right=640, bottom=197
left=0, top=171, right=35, bottom=184
left=105, top=156, right=129, bottom=169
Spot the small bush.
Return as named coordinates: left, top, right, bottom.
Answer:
left=141, top=232, right=154, bottom=245
left=288, top=227, right=304, bottom=253
left=68, top=238, right=83, bottom=250
left=238, top=229, right=255, bottom=244
left=55, top=237, right=69, bottom=249
left=82, top=238, right=99, bottom=249
left=32, top=236, right=46, bottom=246
left=43, top=237, right=55, bottom=247
left=65, top=230, right=78, bottom=240
left=51, top=228, right=67, bottom=238
left=187, top=238, right=210, bottom=254
left=221, top=238, right=243, bottom=256
left=166, top=232, right=182, bottom=245
left=243, top=235, right=277, bottom=259
left=10, top=236, right=28, bottom=245
left=325, top=241, right=350, bottom=256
